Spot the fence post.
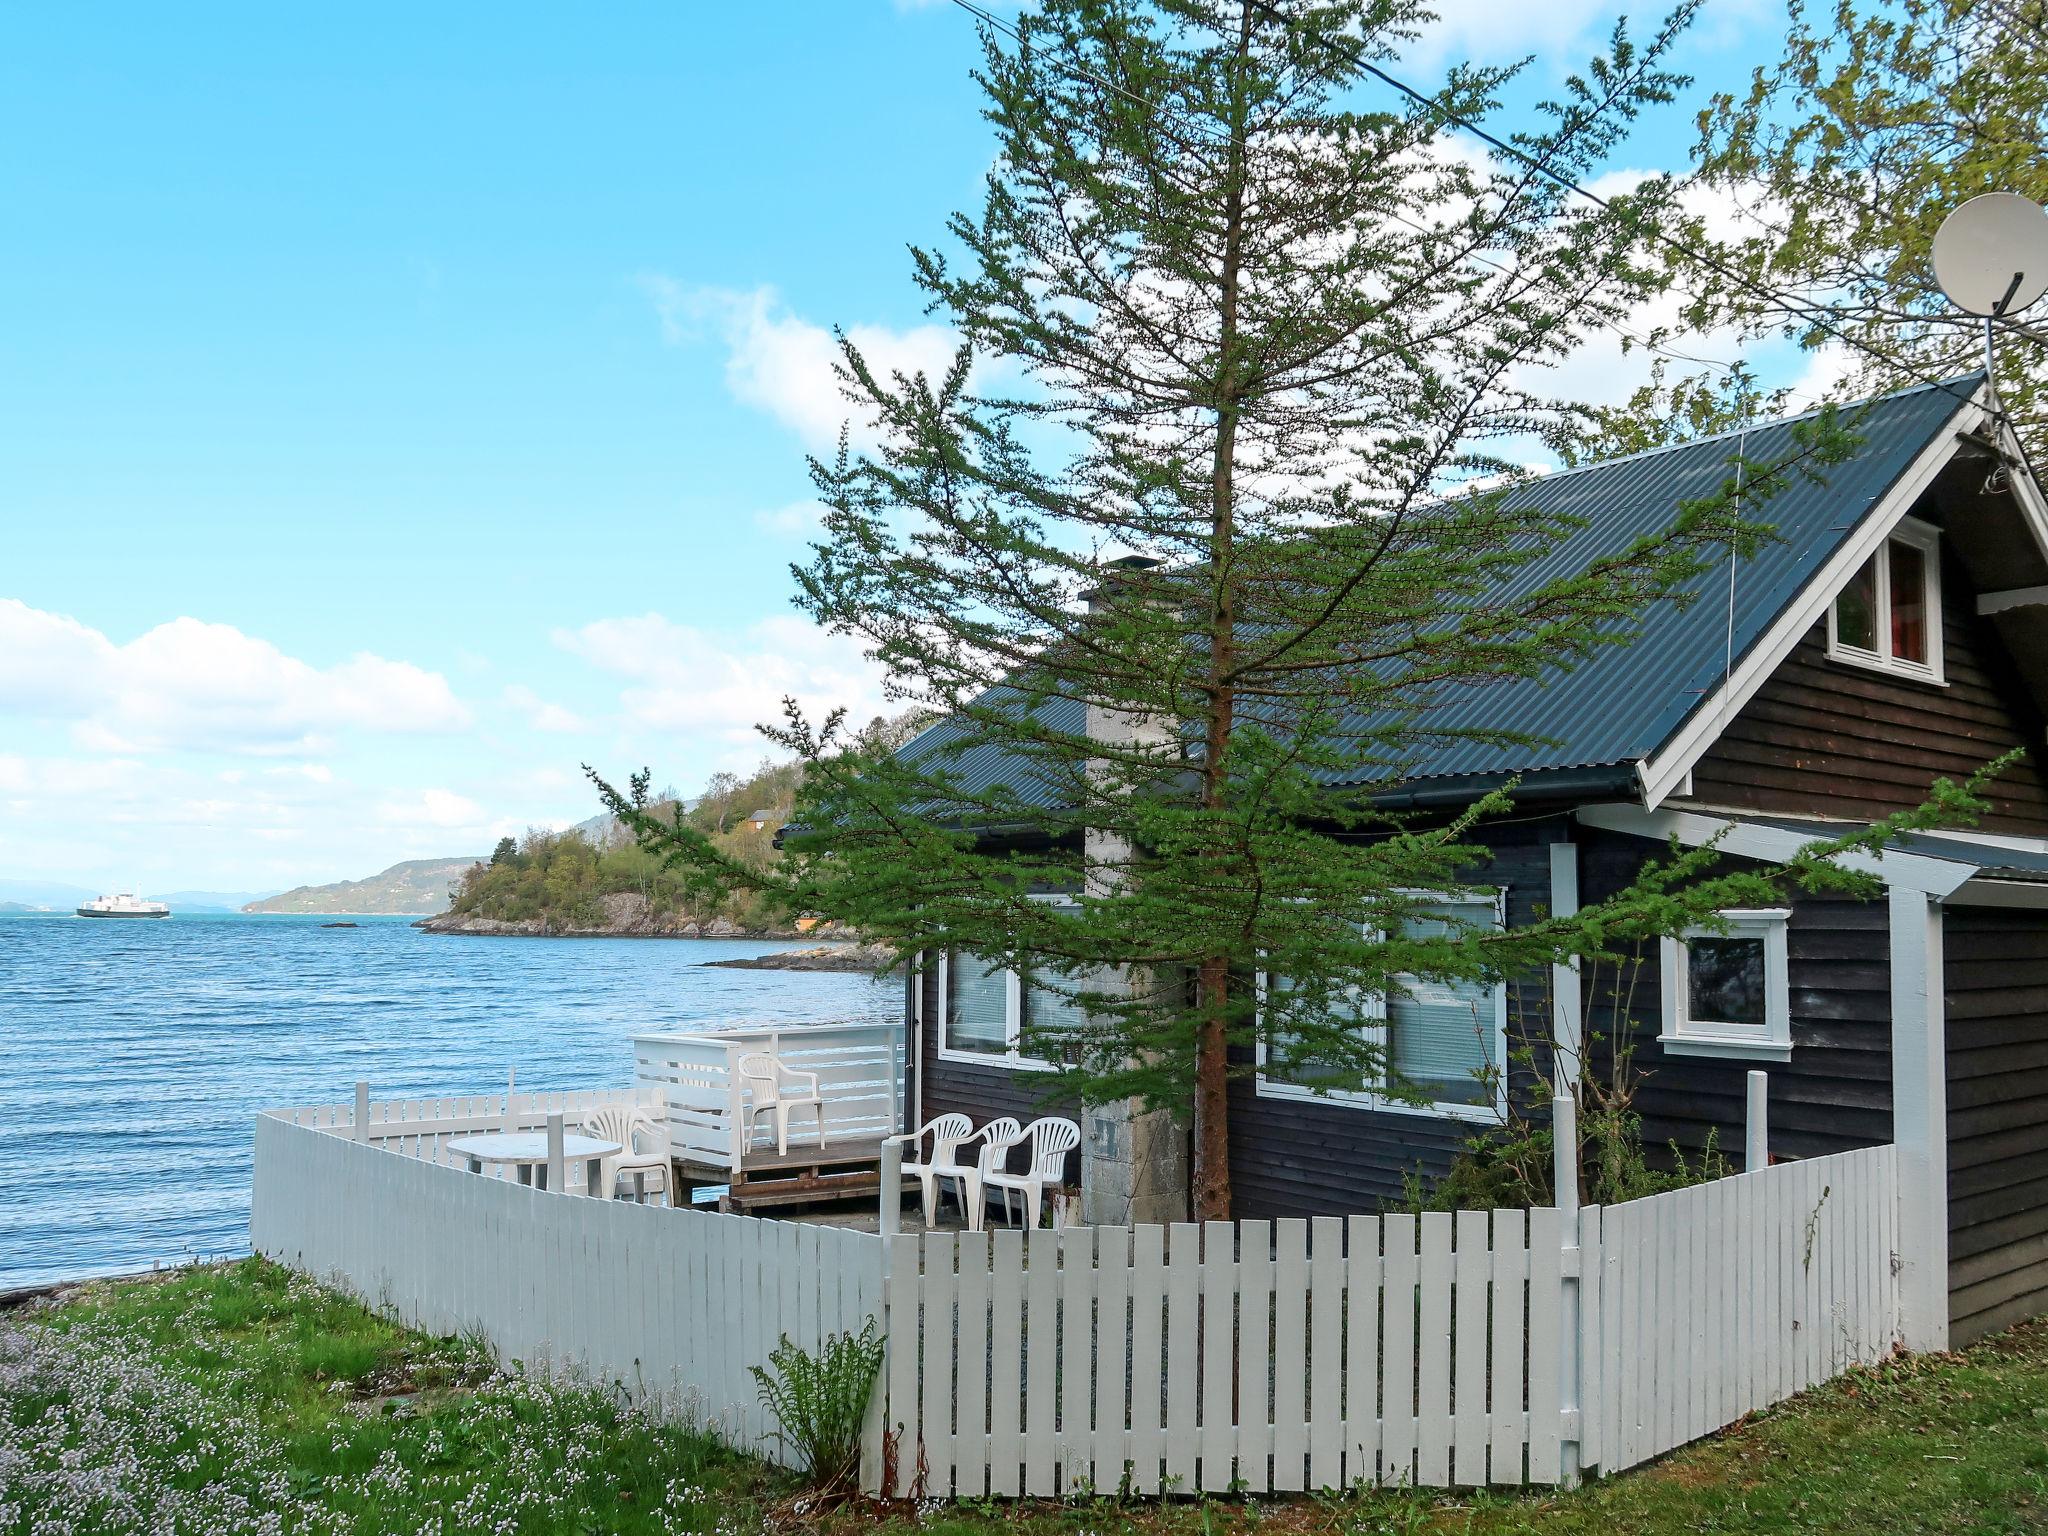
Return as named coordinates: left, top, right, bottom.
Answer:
left=1889, top=886, right=1949, bottom=1351
left=546, top=1112, right=565, bottom=1193
left=504, top=1067, right=517, bottom=1133
left=1745, top=1070, right=1769, bottom=1172
left=354, top=1080, right=370, bottom=1144
left=879, top=1138, right=902, bottom=1238
left=1553, top=1092, right=1583, bottom=1488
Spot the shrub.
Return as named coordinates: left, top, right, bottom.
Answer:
left=748, top=1322, right=884, bottom=1500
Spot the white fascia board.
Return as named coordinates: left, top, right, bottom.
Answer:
left=1976, top=583, right=2048, bottom=616
left=1943, top=879, right=2048, bottom=909
left=1573, top=802, right=1978, bottom=897
left=1638, top=385, right=1994, bottom=811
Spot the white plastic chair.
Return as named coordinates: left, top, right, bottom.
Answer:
left=578, top=1104, right=673, bottom=1205
left=737, top=1051, right=825, bottom=1155
left=983, top=1116, right=1081, bottom=1228
left=936, top=1116, right=1021, bottom=1233
left=882, top=1112, right=974, bottom=1227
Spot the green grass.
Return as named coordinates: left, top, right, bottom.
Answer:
left=4, top=1260, right=2045, bottom=1535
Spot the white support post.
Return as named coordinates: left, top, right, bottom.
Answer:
left=545, top=1112, right=566, bottom=1194
left=503, top=1066, right=517, bottom=1133
left=1745, top=1070, right=1769, bottom=1173
left=879, top=1138, right=902, bottom=1238
left=1554, top=1091, right=1583, bottom=1488
left=1549, top=843, right=1584, bottom=1090
left=354, top=1080, right=370, bottom=1144
left=1889, top=886, right=1950, bottom=1351
left=727, top=1041, right=748, bottom=1177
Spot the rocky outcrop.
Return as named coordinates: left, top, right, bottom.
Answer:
left=700, top=942, right=895, bottom=973
left=415, top=892, right=841, bottom=942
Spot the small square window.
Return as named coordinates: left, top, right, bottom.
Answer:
left=1660, top=909, right=1792, bottom=1060
left=1827, top=520, right=1942, bottom=682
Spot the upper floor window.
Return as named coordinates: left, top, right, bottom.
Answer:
left=1827, top=519, right=1943, bottom=683
left=1256, top=893, right=1507, bottom=1121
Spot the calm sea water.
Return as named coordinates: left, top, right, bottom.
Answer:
left=0, top=914, right=897, bottom=1289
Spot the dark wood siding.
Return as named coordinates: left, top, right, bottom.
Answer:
left=1226, top=830, right=1562, bottom=1220
left=1944, top=905, right=2048, bottom=1345
left=1578, top=829, right=1894, bottom=1164
left=1685, top=551, right=2048, bottom=834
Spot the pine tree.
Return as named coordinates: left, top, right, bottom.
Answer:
left=598, top=0, right=1930, bottom=1220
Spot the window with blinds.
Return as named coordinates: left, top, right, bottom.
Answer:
left=943, top=950, right=1011, bottom=1056
left=1257, top=893, right=1504, bottom=1117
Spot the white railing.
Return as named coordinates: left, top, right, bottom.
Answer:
left=251, top=1109, right=883, bottom=1460
left=869, top=1143, right=1899, bottom=1498
left=275, top=1088, right=639, bottom=1187
left=634, top=1022, right=903, bottom=1174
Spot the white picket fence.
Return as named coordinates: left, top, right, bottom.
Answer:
left=251, top=1109, right=884, bottom=1461
left=272, top=1089, right=636, bottom=1177
left=870, top=1143, right=1899, bottom=1497
left=253, top=1095, right=1898, bottom=1495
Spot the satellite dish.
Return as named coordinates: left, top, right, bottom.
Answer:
left=1932, top=193, right=2048, bottom=318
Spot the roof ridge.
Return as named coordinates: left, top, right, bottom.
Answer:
left=1473, top=369, right=1987, bottom=491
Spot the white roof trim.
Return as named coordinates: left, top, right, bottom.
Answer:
left=1574, top=802, right=1979, bottom=897
left=1637, top=383, right=1996, bottom=810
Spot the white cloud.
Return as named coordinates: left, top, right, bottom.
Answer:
left=0, top=600, right=470, bottom=755
left=639, top=278, right=961, bottom=451
left=754, top=499, right=829, bottom=538
left=556, top=611, right=893, bottom=757
left=374, top=787, right=489, bottom=829
left=502, top=683, right=587, bottom=734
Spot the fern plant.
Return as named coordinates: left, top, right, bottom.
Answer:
left=749, top=1321, right=885, bottom=1498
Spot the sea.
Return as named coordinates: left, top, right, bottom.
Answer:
left=0, top=913, right=898, bottom=1290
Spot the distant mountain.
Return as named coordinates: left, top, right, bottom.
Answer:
left=0, top=899, right=47, bottom=914
left=0, top=879, right=95, bottom=909
left=242, top=858, right=483, bottom=916
left=156, top=888, right=282, bottom=913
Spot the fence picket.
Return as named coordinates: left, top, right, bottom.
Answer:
left=957, top=1230, right=991, bottom=1497
left=1128, top=1224, right=1165, bottom=1494
left=1201, top=1221, right=1237, bottom=1491
left=1344, top=1215, right=1380, bottom=1490
left=990, top=1228, right=1025, bottom=1497
left=1239, top=1220, right=1274, bottom=1492
left=1060, top=1227, right=1095, bottom=1494
left=1271, top=1219, right=1309, bottom=1491
left=1525, top=1204, right=1562, bottom=1483
left=1163, top=1223, right=1200, bottom=1496
left=1089, top=1226, right=1125, bottom=1494
left=1452, top=1209, right=1488, bottom=1486
left=1489, top=1208, right=1526, bottom=1485
left=1380, top=1213, right=1418, bottom=1490
left=1309, top=1215, right=1345, bottom=1491
left=924, top=1233, right=958, bottom=1496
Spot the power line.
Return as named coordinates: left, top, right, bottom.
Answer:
left=1235, top=0, right=1989, bottom=417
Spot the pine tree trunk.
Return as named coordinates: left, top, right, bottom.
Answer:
left=1189, top=0, right=1256, bottom=1227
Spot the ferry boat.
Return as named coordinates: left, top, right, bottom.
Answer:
left=76, top=892, right=171, bottom=919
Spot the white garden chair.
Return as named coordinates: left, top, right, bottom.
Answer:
left=983, top=1116, right=1081, bottom=1229
left=881, top=1111, right=975, bottom=1228
left=578, top=1104, right=673, bottom=1205
left=737, top=1051, right=825, bottom=1155
left=934, top=1116, right=1021, bottom=1233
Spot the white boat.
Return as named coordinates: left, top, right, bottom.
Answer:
left=76, top=892, right=171, bottom=919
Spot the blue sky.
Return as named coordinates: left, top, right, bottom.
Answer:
left=0, top=1, right=1800, bottom=892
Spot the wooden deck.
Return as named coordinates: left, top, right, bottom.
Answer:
left=676, top=1135, right=906, bottom=1214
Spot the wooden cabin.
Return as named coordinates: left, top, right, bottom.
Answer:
left=893, top=374, right=2048, bottom=1349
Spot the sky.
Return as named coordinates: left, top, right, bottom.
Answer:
left=0, top=0, right=1811, bottom=894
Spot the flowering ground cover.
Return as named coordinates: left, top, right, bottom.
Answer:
left=5, top=1260, right=2046, bottom=1535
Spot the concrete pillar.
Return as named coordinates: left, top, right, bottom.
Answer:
left=1889, top=885, right=1949, bottom=1351
left=1080, top=555, right=1190, bottom=1227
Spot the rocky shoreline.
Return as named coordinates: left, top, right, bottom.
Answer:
left=699, top=942, right=894, bottom=973
left=412, top=891, right=860, bottom=948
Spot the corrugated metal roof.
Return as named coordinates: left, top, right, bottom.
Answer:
left=896, top=375, right=1983, bottom=805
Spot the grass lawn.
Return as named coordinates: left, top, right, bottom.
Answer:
left=3, top=1259, right=2044, bottom=1535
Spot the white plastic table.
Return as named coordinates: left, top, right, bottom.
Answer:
left=447, top=1131, right=620, bottom=1194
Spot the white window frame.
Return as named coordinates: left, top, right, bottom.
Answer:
left=1659, top=907, right=1793, bottom=1061
left=1825, top=516, right=1945, bottom=684
left=934, top=895, right=1078, bottom=1072
left=1253, top=890, right=1509, bottom=1123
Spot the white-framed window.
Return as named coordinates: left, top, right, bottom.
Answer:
left=936, top=898, right=1087, bottom=1071
left=1658, top=908, right=1792, bottom=1060
left=1254, top=892, right=1508, bottom=1122
left=1826, top=518, right=1943, bottom=683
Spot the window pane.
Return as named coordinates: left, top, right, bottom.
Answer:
left=945, top=951, right=1009, bottom=1054
left=1834, top=557, right=1878, bottom=652
left=1021, top=969, right=1089, bottom=1064
left=1889, top=539, right=1928, bottom=663
left=1389, top=988, right=1496, bottom=1106
left=1687, top=937, right=1767, bottom=1028
left=1264, top=972, right=1373, bottom=1090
